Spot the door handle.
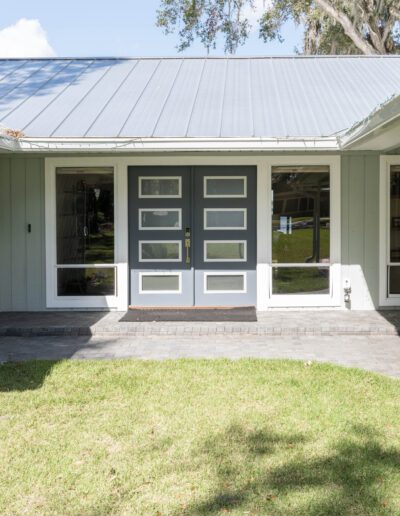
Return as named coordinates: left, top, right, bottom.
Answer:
left=184, top=227, right=191, bottom=264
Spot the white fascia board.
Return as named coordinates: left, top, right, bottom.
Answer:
left=340, top=94, right=400, bottom=150
left=18, top=136, right=339, bottom=152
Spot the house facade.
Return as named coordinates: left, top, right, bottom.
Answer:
left=0, top=56, right=400, bottom=312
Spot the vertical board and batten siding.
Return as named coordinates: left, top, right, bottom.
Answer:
left=341, top=154, right=380, bottom=309
left=0, top=152, right=387, bottom=311
left=0, top=156, right=45, bottom=310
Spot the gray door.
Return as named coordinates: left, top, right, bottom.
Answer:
left=129, top=166, right=256, bottom=307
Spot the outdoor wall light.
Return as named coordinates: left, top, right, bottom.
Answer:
left=343, top=278, right=352, bottom=304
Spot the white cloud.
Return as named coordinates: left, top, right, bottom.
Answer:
left=0, top=18, right=56, bottom=58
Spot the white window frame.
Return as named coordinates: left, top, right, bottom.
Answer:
left=204, top=208, right=247, bottom=230
left=138, top=176, right=182, bottom=198
left=204, top=240, right=247, bottom=262
left=138, top=240, right=182, bottom=263
left=139, top=271, right=182, bottom=294
left=379, top=155, right=400, bottom=306
left=139, top=208, right=182, bottom=230
left=204, top=272, right=247, bottom=294
left=45, top=158, right=128, bottom=310
left=204, top=176, right=247, bottom=198
left=257, top=155, right=341, bottom=309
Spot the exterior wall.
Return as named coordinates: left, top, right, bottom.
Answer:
left=341, top=154, right=380, bottom=309
left=0, top=151, right=387, bottom=311
left=0, top=156, right=45, bottom=310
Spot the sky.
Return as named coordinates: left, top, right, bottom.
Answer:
left=0, top=0, right=303, bottom=58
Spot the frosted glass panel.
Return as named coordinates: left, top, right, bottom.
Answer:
left=205, top=241, right=246, bottom=261
left=140, top=177, right=180, bottom=197
left=205, top=210, right=246, bottom=229
left=140, top=209, right=181, bottom=229
left=141, top=275, right=180, bottom=291
left=206, top=275, right=244, bottom=291
left=205, top=177, right=246, bottom=197
left=140, top=242, right=181, bottom=261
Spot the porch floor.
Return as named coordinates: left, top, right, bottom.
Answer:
left=1, top=310, right=400, bottom=337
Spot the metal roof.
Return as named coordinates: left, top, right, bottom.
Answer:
left=0, top=56, right=399, bottom=139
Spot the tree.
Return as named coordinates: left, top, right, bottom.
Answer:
left=156, top=0, right=400, bottom=55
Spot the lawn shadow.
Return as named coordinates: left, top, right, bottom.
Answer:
left=183, top=423, right=400, bottom=515
left=0, top=360, right=59, bottom=392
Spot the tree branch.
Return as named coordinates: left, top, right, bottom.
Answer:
left=314, top=0, right=380, bottom=54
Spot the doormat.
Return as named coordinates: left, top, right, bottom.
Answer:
left=120, top=306, right=257, bottom=322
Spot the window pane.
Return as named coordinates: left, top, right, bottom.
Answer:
left=57, top=268, right=115, bottom=296
left=140, top=177, right=180, bottom=197
left=140, top=209, right=181, bottom=229
left=389, top=266, right=400, bottom=295
left=141, top=275, right=180, bottom=292
left=205, top=177, right=246, bottom=197
left=206, top=275, right=244, bottom=291
left=390, top=166, right=400, bottom=262
left=205, top=210, right=246, bottom=229
left=272, top=167, right=330, bottom=264
left=140, top=242, right=181, bottom=261
left=272, top=267, right=329, bottom=295
left=205, top=241, right=246, bottom=261
left=56, top=168, right=114, bottom=264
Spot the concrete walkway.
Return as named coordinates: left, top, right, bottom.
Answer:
left=1, top=333, right=400, bottom=378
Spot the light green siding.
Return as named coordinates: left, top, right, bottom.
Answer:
left=0, top=151, right=387, bottom=310
left=341, top=154, right=380, bottom=308
left=0, top=157, right=45, bottom=310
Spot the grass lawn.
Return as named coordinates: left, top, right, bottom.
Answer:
left=0, top=360, right=399, bottom=515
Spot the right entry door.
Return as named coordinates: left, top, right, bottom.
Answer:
left=193, top=166, right=257, bottom=306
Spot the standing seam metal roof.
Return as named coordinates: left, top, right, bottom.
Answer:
left=0, top=56, right=399, bottom=138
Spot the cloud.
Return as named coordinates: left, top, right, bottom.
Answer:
left=0, top=18, right=56, bottom=58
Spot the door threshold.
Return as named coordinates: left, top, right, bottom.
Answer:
left=128, top=305, right=254, bottom=310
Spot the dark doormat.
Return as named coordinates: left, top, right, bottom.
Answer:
left=120, top=306, right=257, bottom=322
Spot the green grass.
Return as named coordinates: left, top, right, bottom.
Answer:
left=0, top=360, right=399, bottom=515
left=272, top=227, right=330, bottom=263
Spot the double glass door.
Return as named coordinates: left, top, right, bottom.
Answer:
left=128, top=166, right=256, bottom=307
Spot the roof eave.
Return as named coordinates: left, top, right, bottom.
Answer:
left=16, top=136, right=339, bottom=153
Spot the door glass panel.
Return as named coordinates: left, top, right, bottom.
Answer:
left=272, top=167, right=330, bottom=264
left=140, top=241, right=181, bottom=261
left=205, top=209, right=246, bottom=229
left=57, top=267, right=115, bottom=296
left=140, top=209, right=181, bottom=229
left=205, top=241, right=246, bottom=261
left=390, top=166, right=400, bottom=263
left=272, top=267, right=329, bottom=295
left=206, top=274, right=245, bottom=292
left=56, top=168, right=114, bottom=264
left=205, top=177, right=246, bottom=197
left=139, top=177, right=181, bottom=197
left=141, top=274, right=180, bottom=292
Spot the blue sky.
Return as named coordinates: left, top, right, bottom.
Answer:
left=0, top=0, right=303, bottom=57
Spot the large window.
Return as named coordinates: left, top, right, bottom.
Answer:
left=56, top=168, right=115, bottom=296
left=271, top=166, right=330, bottom=295
left=388, top=165, right=400, bottom=295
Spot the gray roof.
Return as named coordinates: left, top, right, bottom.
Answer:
left=0, top=56, right=399, bottom=139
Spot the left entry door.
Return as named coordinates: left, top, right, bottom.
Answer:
left=129, top=167, right=193, bottom=306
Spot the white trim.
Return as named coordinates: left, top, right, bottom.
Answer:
left=262, top=155, right=341, bottom=308
left=20, top=136, right=339, bottom=153
left=203, top=272, right=247, bottom=294
left=139, top=208, right=182, bottom=230
left=204, top=176, right=247, bottom=198
left=204, top=208, right=247, bottom=230
left=139, top=271, right=182, bottom=294
left=204, top=240, right=247, bottom=262
left=138, top=176, right=182, bottom=198
left=138, top=240, right=182, bottom=262
left=379, top=155, right=400, bottom=306
left=45, top=157, right=128, bottom=310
